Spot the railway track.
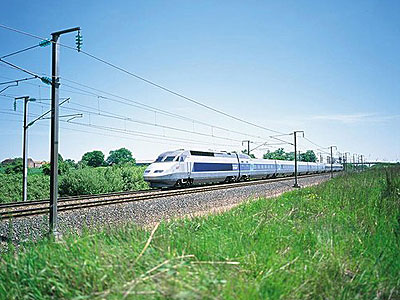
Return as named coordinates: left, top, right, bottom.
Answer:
left=0, top=173, right=332, bottom=220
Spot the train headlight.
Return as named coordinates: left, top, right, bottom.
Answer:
left=154, top=170, right=164, bottom=173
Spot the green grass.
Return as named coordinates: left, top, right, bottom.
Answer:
left=0, top=165, right=149, bottom=203
left=0, top=167, right=399, bottom=299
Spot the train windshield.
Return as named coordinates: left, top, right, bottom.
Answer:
left=154, top=155, right=176, bottom=162
left=163, top=156, right=176, bottom=162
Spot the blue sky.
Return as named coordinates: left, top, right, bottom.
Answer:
left=0, top=0, right=399, bottom=162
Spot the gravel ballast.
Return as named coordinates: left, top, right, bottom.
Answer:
left=0, top=174, right=333, bottom=246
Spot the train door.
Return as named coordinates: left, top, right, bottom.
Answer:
left=179, top=154, right=191, bottom=179
left=186, top=161, right=191, bottom=178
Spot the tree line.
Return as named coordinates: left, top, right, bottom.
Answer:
left=242, top=148, right=317, bottom=162
left=2, top=148, right=135, bottom=176
left=0, top=147, right=147, bottom=202
left=41, top=148, right=135, bottom=175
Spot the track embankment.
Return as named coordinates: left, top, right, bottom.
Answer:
left=0, top=173, right=334, bottom=245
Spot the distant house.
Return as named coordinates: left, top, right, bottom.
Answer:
left=33, top=161, right=46, bottom=168
left=1, top=158, right=15, bottom=165
left=1, top=158, right=47, bottom=168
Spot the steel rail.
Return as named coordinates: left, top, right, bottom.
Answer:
left=0, top=188, right=162, bottom=209
left=0, top=173, right=333, bottom=220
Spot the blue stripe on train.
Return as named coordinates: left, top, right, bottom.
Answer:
left=240, top=164, right=251, bottom=171
left=193, top=162, right=234, bottom=172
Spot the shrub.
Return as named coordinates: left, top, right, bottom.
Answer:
left=0, top=173, right=49, bottom=202
left=58, top=165, right=148, bottom=196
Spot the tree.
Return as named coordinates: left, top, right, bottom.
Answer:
left=41, top=154, right=70, bottom=175
left=64, top=159, right=77, bottom=169
left=263, top=148, right=317, bottom=162
left=286, top=152, right=295, bottom=161
left=4, top=158, right=23, bottom=174
left=106, top=148, right=135, bottom=165
left=263, top=148, right=287, bottom=160
left=81, top=150, right=105, bottom=167
left=241, top=149, right=256, bottom=159
left=299, top=150, right=317, bottom=162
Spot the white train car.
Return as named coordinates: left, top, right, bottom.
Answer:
left=144, top=150, right=240, bottom=187
left=144, top=149, right=342, bottom=188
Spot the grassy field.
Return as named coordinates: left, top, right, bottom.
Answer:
left=0, top=167, right=399, bottom=299
left=0, top=165, right=149, bottom=203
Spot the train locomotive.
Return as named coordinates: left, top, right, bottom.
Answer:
left=143, top=149, right=343, bottom=188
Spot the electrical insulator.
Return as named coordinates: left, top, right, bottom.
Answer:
left=75, top=31, right=83, bottom=52
left=40, top=77, right=52, bottom=85
left=39, top=40, right=51, bottom=47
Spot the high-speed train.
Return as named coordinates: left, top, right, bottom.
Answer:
left=143, top=149, right=343, bottom=188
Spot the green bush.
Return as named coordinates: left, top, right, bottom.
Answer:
left=4, top=158, right=23, bottom=174
left=58, top=165, right=149, bottom=196
left=0, top=173, right=49, bottom=202
left=0, top=165, right=148, bottom=203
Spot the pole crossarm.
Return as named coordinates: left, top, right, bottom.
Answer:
left=27, top=98, right=70, bottom=127
left=270, top=135, right=293, bottom=146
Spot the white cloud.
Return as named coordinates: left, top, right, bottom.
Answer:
left=311, top=113, right=400, bottom=124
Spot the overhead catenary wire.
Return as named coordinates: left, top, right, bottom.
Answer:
left=0, top=70, right=270, bottom=142
left=0, top=23, right=286, bottom=135
left=2, top=90, right=255, bottom=144
left=2, top=113, right=223, bottom=150
left=0, top=23, right=342, bottom=156
left=60, top=78, right=271, bottom=141
left=30, top=100, right=246, bottom=143
left=0, top=76, right=36, bottom=86
left=0, top=108, right=239, bottom=148
left=2, top=108, right=337, bottom=161
left=0, top=59, right=42, bottom=79
left=0, top=43, right=41, bottom=60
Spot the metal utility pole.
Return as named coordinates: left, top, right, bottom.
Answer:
left=344, top=152, right=350, bottom=172
left=14, top=96, right=36, bottom=202
left=360, top=155, right=364, bottom=171
left=242, top=140, right=251, bottom=157
left=292, top=131, right=304, bottom=188
left=329, top=146, right=337, bottom=178
left=49, top=27, right=80, bottom=238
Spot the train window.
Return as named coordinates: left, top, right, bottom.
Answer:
left=164, top=156, right=176, bottom=162
left=155, top=156, right=163, bottom=162
left=190, top=150, right=214, bottom=157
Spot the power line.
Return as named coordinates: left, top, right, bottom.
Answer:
left=2, top=86, right=256, bottom=145
left=0, top=23, right=286, bottom=135
left=0, top=24, right=340, bottom=154
left=0, top=71, right=270, bottom=142
left=78, top=50, right=285, bottom=135
left=0, top=59, right=41, bottom=78
left=0, top=76, right=36, bottom=86
left=0, top=108, right=239, bottom=148
left=302, top=136, right=327, bottom=150
left=1, top=44, right=40, bottom=59
left=0, top=59, right=51, bottom=86
left=67, top=121, right=239, bottom=147
left=60, top=78, right=270, bottom=141
left=2, top=114, right=218, bottom=149
left=31, top=100, right=246, bottom=143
